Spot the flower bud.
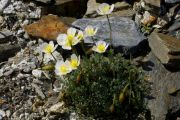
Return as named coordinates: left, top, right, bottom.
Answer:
left=119, top=92, right=125, bottom=104
left=76, top=73, right=82, bottom=84
left=109, top=104, right=115, bottom=113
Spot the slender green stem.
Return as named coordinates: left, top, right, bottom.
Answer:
left=91, top=36, right=95, bottom=45
left=72, top=46, right=78, bottom=55
left=40, top=53, right=45, bottom=66
left=128, top=70, right=132, bottom=104
left=123, top=83, right=129, bottom=93
left=51, top=53, right=57, bottom=62
left=80, top=42, right=87, bottom=57
left=106, top=15, right=113, bottom=48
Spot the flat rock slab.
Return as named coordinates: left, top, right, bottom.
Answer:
left=149, top=32, right=180, bottom=67
left=144, top=52, right=180, bottom=120
left=165, top=0, right=180, bottom=3
left=55, top=0, right=81, bottom=5
left=144, top=0, right=161, bottom=8
left=34, top=0, right=51, bottom=4
left=72, top=17, right=146, bottom=55
left=0, top=43, right=22, bottom=62
left=0, top=30, right=12, bottom=44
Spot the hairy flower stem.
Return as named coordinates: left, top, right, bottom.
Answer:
left=80, top=42, right=87, bottom=57
left=91, top=36, right=95, bottom=45
left=106, top=15, right=113, bottom=49
left=128, top=71, right=132, bottom=104
left=51, top=53, right=57, bottom=62
left=40, top=53, right=45, bottom=66
left=72, top=46, right=78, bottom=55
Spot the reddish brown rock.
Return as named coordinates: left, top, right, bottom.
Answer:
left=24, top=15, right=68, bottom=41
left=141, top=11, right=157, bottom=25
left=149, top=31, right=180, bottom=67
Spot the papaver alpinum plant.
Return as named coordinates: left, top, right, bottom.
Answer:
left=32, top=3, right=148, bottom=120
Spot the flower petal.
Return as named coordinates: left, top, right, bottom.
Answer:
left=92, top=46, right=98, bottom=52
left=77, top=30, right=84, bottom=40
left=55, top=60, right=72, bottom=76
left=72, top=37, right=80, bottom=46
left=49, top=41, right=54, bottom=47
left=97, top=3, right=113, bottom=15
left=96, top=40, right=106, bottom=46
left=94, top=28, right=98, bottom=34
left=108, top=4, right=114, bottom=14
left=57, top=34, right=67, bottom=46
left=71, top=54, right=78, bottom=60
left=62, top=45, right=72, bottom=50
left=96, top=9, right=103, bottom=15
left=67, top=27, right=77, bottom=37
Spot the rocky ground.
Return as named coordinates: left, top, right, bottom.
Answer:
left=0, top=0, right=180, bottom=120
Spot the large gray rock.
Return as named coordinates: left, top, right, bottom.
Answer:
left=72, top=17, right=146, bottom=55
left=144, top=0, right=161, bottom=8
left=168, top=18, right=180, bottom=39
left=0, top=30, right=12, bottom=44
left=143, top=0, right=161, bottom=15
left=55, top=0, right=81, bottom=5
left=34, top=0, right=51, bottom=4
left=144, top=0, right=180, bottom=15
left=149, top=31, right=180, bottom=68
left=165, top=0, right=180, bottom=3
left=144, top=52, right=180, bottom=120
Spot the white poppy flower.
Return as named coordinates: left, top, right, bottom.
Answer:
left=76, top=30, right=84, bottom=41
left=42, top=41, right=58, bottom=54
left=55, top=60, right=72, bottom=76
left=57, top=28, right=84, bottom=50
left=92, top=40, right=109, bottom=53
left=67, top=27, right=77, bottom=38
left=57, top=34, right=72, bottom=50
left=97, top=3, right=114, bottom=15
left=84, top=25, right=98, bottom=37
left=69, top=54, right=80, bottom=70
left=43, top=51, right=62, bottom=63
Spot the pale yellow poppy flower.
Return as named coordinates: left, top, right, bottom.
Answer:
left=92, top=40, right=109, bottom=53
left=84, top=25, right=98, bottom=37
left=69, top=54, right=80, bottom=70
left=55, top=60, right=72, bottom=76
left=97, top=3, right=114, bottom=15
left=57, top=28, right=84, bottom=50
left=42, top=41, right=58, bottom=54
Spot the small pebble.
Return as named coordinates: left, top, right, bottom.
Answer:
left=0, top=109, right=5, bottom=117
left=3, top=69, right=14, bottom=77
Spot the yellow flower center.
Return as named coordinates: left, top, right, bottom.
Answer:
left=65, top=39, right=71, bottom=47
left=102, top=5, right=110, bottom=13
left=97, top=44, right=105, bottom=52
left=68, top=34, right=74, bottom=42
left=67, top=34, right=75, bottom=46
left=44, top=45, right=53, bottom=54
left=59, top=65, right=68, bottom=74
left=87, top=28, right=94, bottom=36
left=70, top=59, right=78, bottom=68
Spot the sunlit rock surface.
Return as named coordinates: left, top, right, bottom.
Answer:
left=73, top=17, right=146, bottom=55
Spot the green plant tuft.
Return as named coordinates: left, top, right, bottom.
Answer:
left=64, top=50, right=148, bottom=119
